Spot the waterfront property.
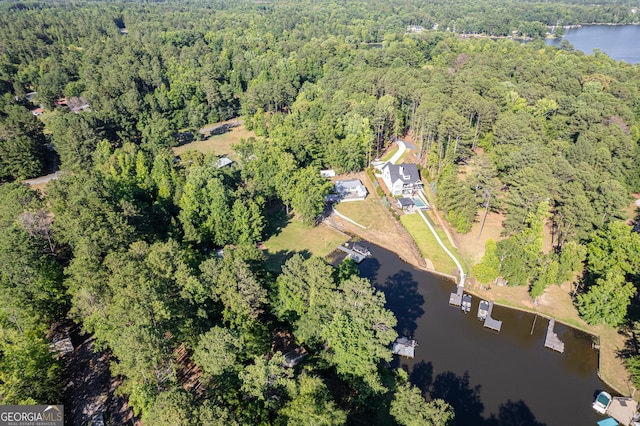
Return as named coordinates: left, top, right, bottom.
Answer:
left=381, top=162, right=422, bottom=196
left=336, top=242, right=371, bottom=263
left=329, top=179, right=368, bottom=202
left=358, top=241, right=611, bottom=425
left=393, top=337, right=418, bottom=358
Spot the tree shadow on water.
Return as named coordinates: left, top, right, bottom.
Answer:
left=379, top=270, right=424, bottom=337
left=408, top=360, right=433, bottom=398
left=485, top=400, right=546, bottom=426
left=358, top=255, right=381, bottom=287
left=430, top=370, right=485, bottom=426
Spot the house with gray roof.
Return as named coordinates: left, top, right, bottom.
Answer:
left=381, top=163, right=422, bottom=196
left=326, top=179, right=368, bottom=203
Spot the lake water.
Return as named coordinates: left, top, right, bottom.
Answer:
left=546, top=24, right=640, bottom=64
left=357, top=243, right=613, bottom=426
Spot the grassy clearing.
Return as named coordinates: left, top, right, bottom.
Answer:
left=334, top=197, right=385, bottom=229
left=400, top=213, right=459, bottom=275
left=262, top=210, right=349, bottom=272
left=173, top=119, right=255, bottom=158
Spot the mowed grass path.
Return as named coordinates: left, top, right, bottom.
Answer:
left=334, top=197, right=383, bottom=229
left=262, top=209, right=349, bottom=272
left=400, top=213, right=461, bottom=275
left=172, top=119, right=255, bottom=158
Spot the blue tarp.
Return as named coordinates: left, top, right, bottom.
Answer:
left=597, top=418, right=619, bottom=426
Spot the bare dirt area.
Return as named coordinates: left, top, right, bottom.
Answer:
left=63, top=328, right=138, bottom=426
left=453, top=210, right=505, bottom=265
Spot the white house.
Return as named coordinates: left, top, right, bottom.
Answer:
left=328, top=179, right=368, bottom=202
left=381, top=163, right=422, bottom=196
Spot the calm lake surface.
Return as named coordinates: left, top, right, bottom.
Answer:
left=546, top=24, right=640, bottom=64
left=357, top=243, right=612, bottom=426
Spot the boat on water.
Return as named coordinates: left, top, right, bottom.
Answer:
left=461, top=294, right=472, bottom=314
left=478, top=299, right=489, bottom=320
left=593, top=391, right=612, bottom=415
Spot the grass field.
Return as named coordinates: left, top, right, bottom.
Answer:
left=400, top=213, right=460, bottom=275
left=262, top=209, right=349, bottom=272
left=334, top=196, right=386, bottom=229
left=172, top=119, right=255, bottom=158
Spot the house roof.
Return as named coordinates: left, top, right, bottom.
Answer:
left=334, top=179, right=367, bottom=195
left=216, top=157, right=233, bottom=168
left=383, top=162, right=421, bottom=185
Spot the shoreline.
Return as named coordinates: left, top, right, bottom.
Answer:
left=338, top=208, right=630, bottom=398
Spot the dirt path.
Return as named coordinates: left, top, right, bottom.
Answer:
left=63, top=329, right=138, bottom=426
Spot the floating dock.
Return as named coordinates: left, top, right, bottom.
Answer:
left=483, top=301, right=502, bottom=332
left=478, top=300, right=489, bottom=321
left=462, top=294, right=472, bottom=313
left=544, top=318, right=565, bottom=353
left=449, top=285, right=464, bottom=307
left=393, top=337, right=418, bottom=358
left=337, top=243, right=370, bottom=263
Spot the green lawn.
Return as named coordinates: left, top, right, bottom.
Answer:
left=262, top=210, right=349, bottom=272
left=334, top=198, right=379, bottom=228
left=400, top=213, right=462, bottom=275
left=380, top=147, right=398, bottom=162
left=173, top=120, right=255, bottom=158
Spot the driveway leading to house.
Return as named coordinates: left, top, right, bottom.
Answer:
left=23, top=171, right=60, bottom=186
left=388, top=138, right=416, bottom=164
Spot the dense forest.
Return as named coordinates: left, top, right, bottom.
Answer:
left=2, top=0, right=640, bottom=424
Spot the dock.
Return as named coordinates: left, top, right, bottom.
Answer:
left=605, top=397, right=640, bottom=426
left=337, top=243, right=370, bottom=264
left=449, top=285, right=464, bottom=307
left=544, top=318, right=565, bottom=353
left=393, top=337, right=418, bottom=358
left=483, top=301, right=502, bottom=332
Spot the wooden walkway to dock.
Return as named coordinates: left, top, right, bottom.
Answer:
left=483, top=301, right=502, bottom=332
left=544, top=318, right=565, bottom=353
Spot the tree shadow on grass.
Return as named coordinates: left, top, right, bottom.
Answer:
left=263, top=249, right=312, bottom=273
left=262, top=204, right=291, bottom=241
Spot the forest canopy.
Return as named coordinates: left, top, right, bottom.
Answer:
left=1, top=0, right=640, bottom=423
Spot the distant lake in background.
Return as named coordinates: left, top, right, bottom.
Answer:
left=546, top=24, right=640, bottom=64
